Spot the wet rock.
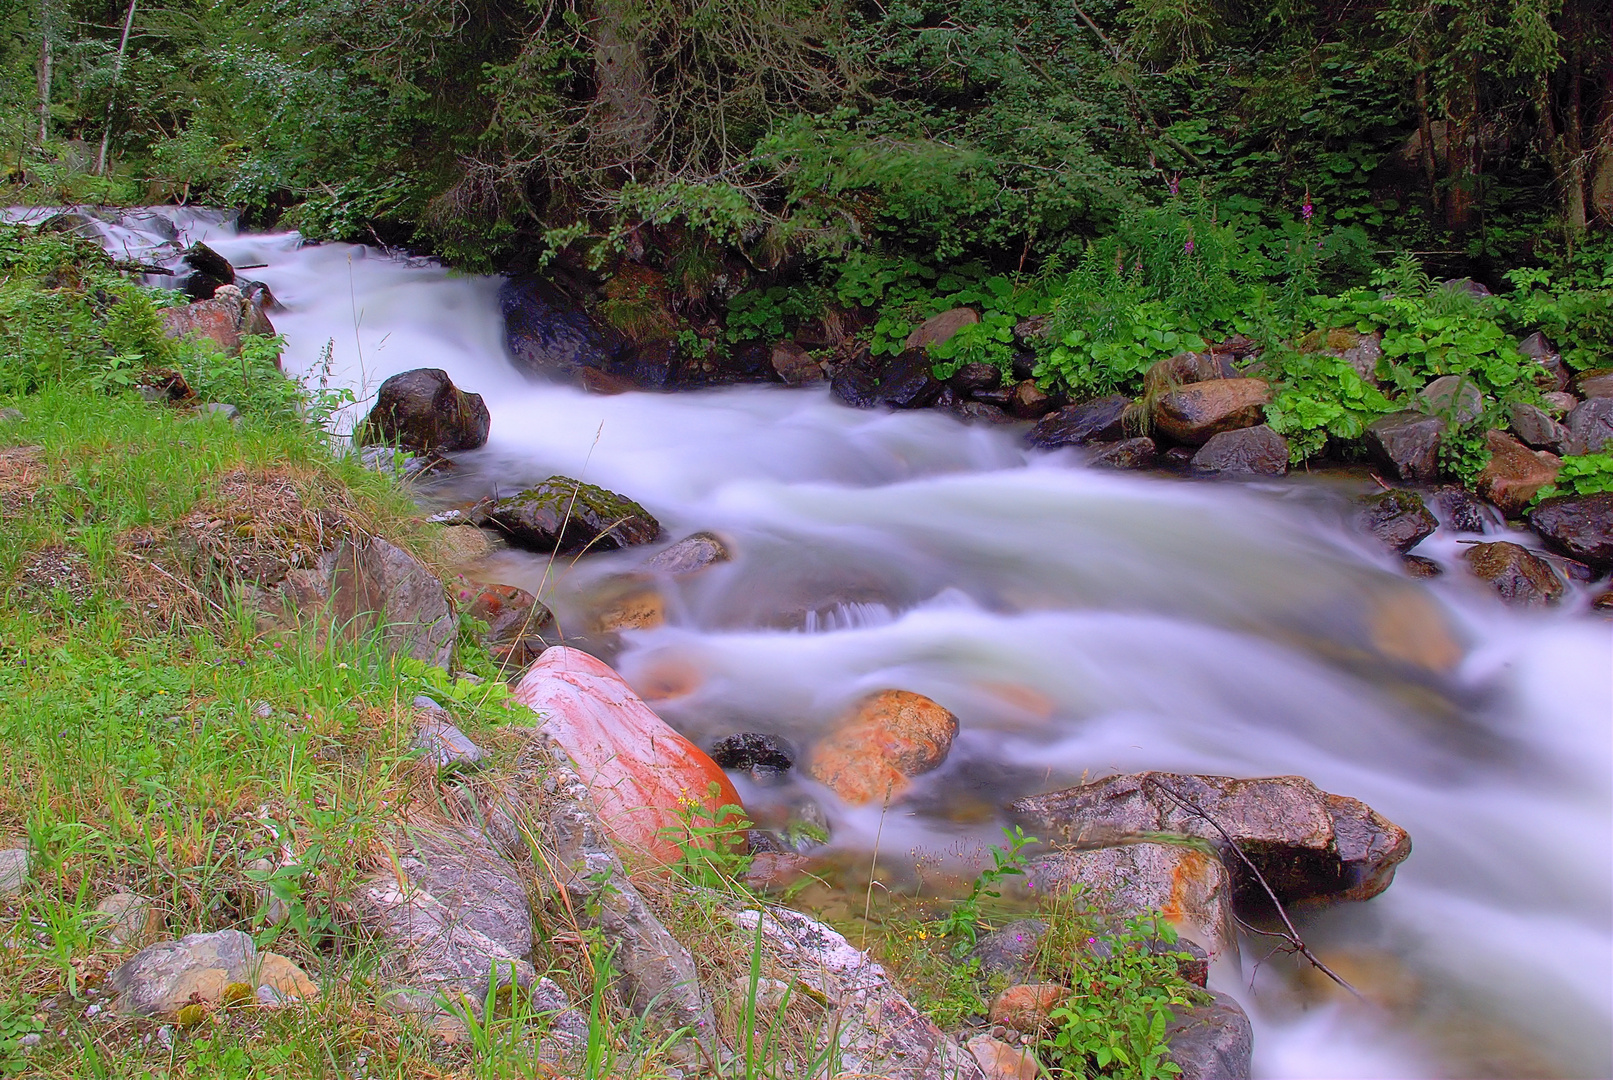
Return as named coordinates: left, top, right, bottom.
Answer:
left=1419, top=375, right=1484, bottom=424
left=1152, top=379, right=1271, bottom=446
left=356, top=369, right=490, bottom=453
left=0, top=849, right=28, bottom=895
left=948, top=362, right=1002, bottom=394
left=741, top=851, right=811, bottom=892
left=733, top=906, right=985, bottom=1080
left=484, top=476, right=659, bottom=554
left=1462, top=542, right=1563, bottom=606
left=1529, top=493, right=1613, bottom=569
left=398, top=823, right=532, bottom=960
left=830, top=359, right=882, bottom=409
left=807, top=690, right=960, bottom=806
left=180, top=241, right=235, bottom=299
left=771, top=341, right=823, bottom=385
left=1007, top=380, right=1057, bottom=419
left=1365, top=411, right=1446, bottom=482
left=359, top=445, right=443, bottom=481
left=1357, top=490, right=1438, bottom=553
left=1189, top=425, right=1288, bottom=476
left=512, top=647, right=743, bottom=865
left=1592, top=590, right=1613, bottom=614
left=161, top=299, right=244, bottom=357
left=583, top=576, right=666, bottom=632
left=1574, top=369, right=1613, bottom=399
left=1518, top=332, right=1570, bottom=391
left=989, top=983, right=1065, bottom=1033
left=1565, top=396, right=1613, bottom=453
left=968, top=919, right=1048, bottom=980
left=950, top=401, right=1015, bottom=425
left=1018, top=843, right=1237, bottom=962
left=1542, top=391, right=1578, bottom=414
left=877, top=350, right=946, bottom=409
left=967, top=1034, right=1041, bottom=1080
left=1476, top=430, right=1559, bottom=517
left=453, top=580, right=552, bottom=650
left=1507, top=401, right=1571, bottom=454
left=906, top=308, right=979, bottom=351
left=1433, top=485, right=1490, bottom=533
left=1143, top=352, right=1237, bottom=398
left=709, top=732, right=795, bottom=782
left=647, top=531, right=729, bottom=576
left=1026, top=395, right=1132, bottom=448
left=1161, top=445, right=1196, bottom=470
left=1167, top=991, right=1253, bottom=1080
left=1365, top=587, right=1463, bottom=673
left=1012, top=772, right=1412, bottom=908
left=94, top=892, right=160, bottom=949
left=1090, top=437, right=1157, bottom=470
left=1403, top=554, right=1443, bottom=577
left=500, top=276, right=624, bottom=381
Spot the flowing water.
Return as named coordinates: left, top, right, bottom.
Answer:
left=34, top=207, right=1613, bottom=1077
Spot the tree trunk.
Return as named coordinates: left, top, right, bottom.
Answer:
left=1414, top=59, right=1441, bottom=211
left=96, top=0, right=138, bottom=175
left=1444, top=50, right=1481, bottom=233
left=592, top=0, right=657, bottom=169
left=36, top=0, right=51, bottom=144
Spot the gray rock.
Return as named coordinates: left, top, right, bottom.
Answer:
left=200, top=402, right=240, bottom=423
left=1011, top=772, right=1412, bottom=907
left=733, top=906, right=986, bottom=1079
left=1189, top=424, right=1288, bottom=476
left=948, top=362, right=1002, bottom=394
left=1167, top=991, right=1253, bottom=1080
left=1507, top=401, right=1572, bottom=454
left=358, top=445, right=441, bottom=480
left=327, top=537, right=456, bottom=668
left=1365, top=411, right=1446, bottom=482
left=1440, top=276, right=1492, bottom=298
left=1575, top=369, right=1613, bottom=399
left=647, top=532, right=730, bottom=576
left=906, top=308, right=979, bottom=352
left=94, top=892, right=158, bottom=949
left=1463, top=541, right=1564, bottom=606
left=356, top=368, right=490, bottom=453
left=1542, top=391, right=1578, bottom=414
left=397, top=823, right=532, bottom=960
left=1357, top=490, right=1437, bottom=553
left=708, top=732, right=795, bottom=782
left=1517, top=332, right=1570, bottom=391
left=484, top=476, right=660, bottom=555
left=1018, top=844, right=1237, bottom=964
left=1530, top=493, right=1613, bottom=569
left=1566, top=396, right=1613, bottom=453
left=967, top=919, right=1048, bottom=980
left=500, top=277, right=624, bottom=382
left=412, top=717, right=487, bottom=773
left=106, top=930, right=257, bottom=1015
left=1419, top=375, right=1484, bottom=424
left=0, top=408, right=23, bottom=423
left=948, top=401, right=1015, bottom=425
left=1089, top=436, right=1157, bottom=470
left=0, top=848, right=28, bottom=895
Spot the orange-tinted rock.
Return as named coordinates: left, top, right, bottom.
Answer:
left=512, top=647, right=743, bottom=865
left=807, top=690, right=959, bottom=806
left=1151, top=379, right=1271, bottom=445
left=989, top=983, right=1066, bottom=1032
left=905, top=308, right=978, bottom=351
left=162, top=300, right=241, bottom=357
left=582, top=576, right=667, bottom=632
left=1365, top=587, right=1464, bottom=674
left=1476, top=429, right=1560, bottom=517
left=967, top=1034, right=1042, bottom=1080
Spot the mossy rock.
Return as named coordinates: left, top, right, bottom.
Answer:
left=485, top=476, right=659, bottom=554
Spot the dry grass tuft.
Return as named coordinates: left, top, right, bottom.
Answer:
left=0, top=444, right=43, bottom=519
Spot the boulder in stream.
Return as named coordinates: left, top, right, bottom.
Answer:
left=1090, top=436, right=1157, bottom=470
left=1189, top=424, right=1288, bottom=476
left=483, top=476, right=659, bottom=554
left=1507, top=401, right=1571, bottom=454
left=709, top=732, right=796, bottom=782
left=356, top=368, right=490, bottom=453
left=878, top=349, right=946, bottom=409
left=1365, top=410, right=1446, bottom=482
left=770, top=341, right=823, bottom=385
left=646, top=531, right=730, bottom=575
left=1476, top=430, right=1559, bottom=517
left=179, top=241, right=235, bottom=299
left=512, top=647, right=743, bottom=865
left=807, top=689, right=960, bottom=806
left=1462, top=541, right=1564, bottom=606
left=1011, top=772, right=1412, bottom=907
left=1356, top=490, right=1437, bottom=553
left=1529, top=493, right=1613, bottom=569
left=1151, top=379, right=1271, bottom=445
left=1565, top=396, right=1613, bottom=453
left=1167, top=991, right=1254, bottom=1080
left=1026, top=394, right=1133, bottom=448
left=500, top=276, right=625, bottom=381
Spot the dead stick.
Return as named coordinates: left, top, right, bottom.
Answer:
left=1144, top=777, right=1365, bottom=1001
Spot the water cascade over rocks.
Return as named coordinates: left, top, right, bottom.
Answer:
left=49, top=207, right=1613, bottom=1079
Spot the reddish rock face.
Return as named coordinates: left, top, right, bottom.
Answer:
left=989, top=983, right=1066, bottom=1033
left=1151, top=379, right=1271, bottom=445
left=161, top=300, right=241, bottom=357
left=513, top=647, right=743, bottom=865
left=1477, top=429, right=1560, bottom=517
left=807, top=689, right=959, bottom=806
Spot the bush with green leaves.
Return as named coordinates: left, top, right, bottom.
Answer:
left=1533, top=454, right=1613, bottom=503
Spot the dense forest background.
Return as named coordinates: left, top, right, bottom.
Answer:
left=4, top=0, right=1608, bottom=275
